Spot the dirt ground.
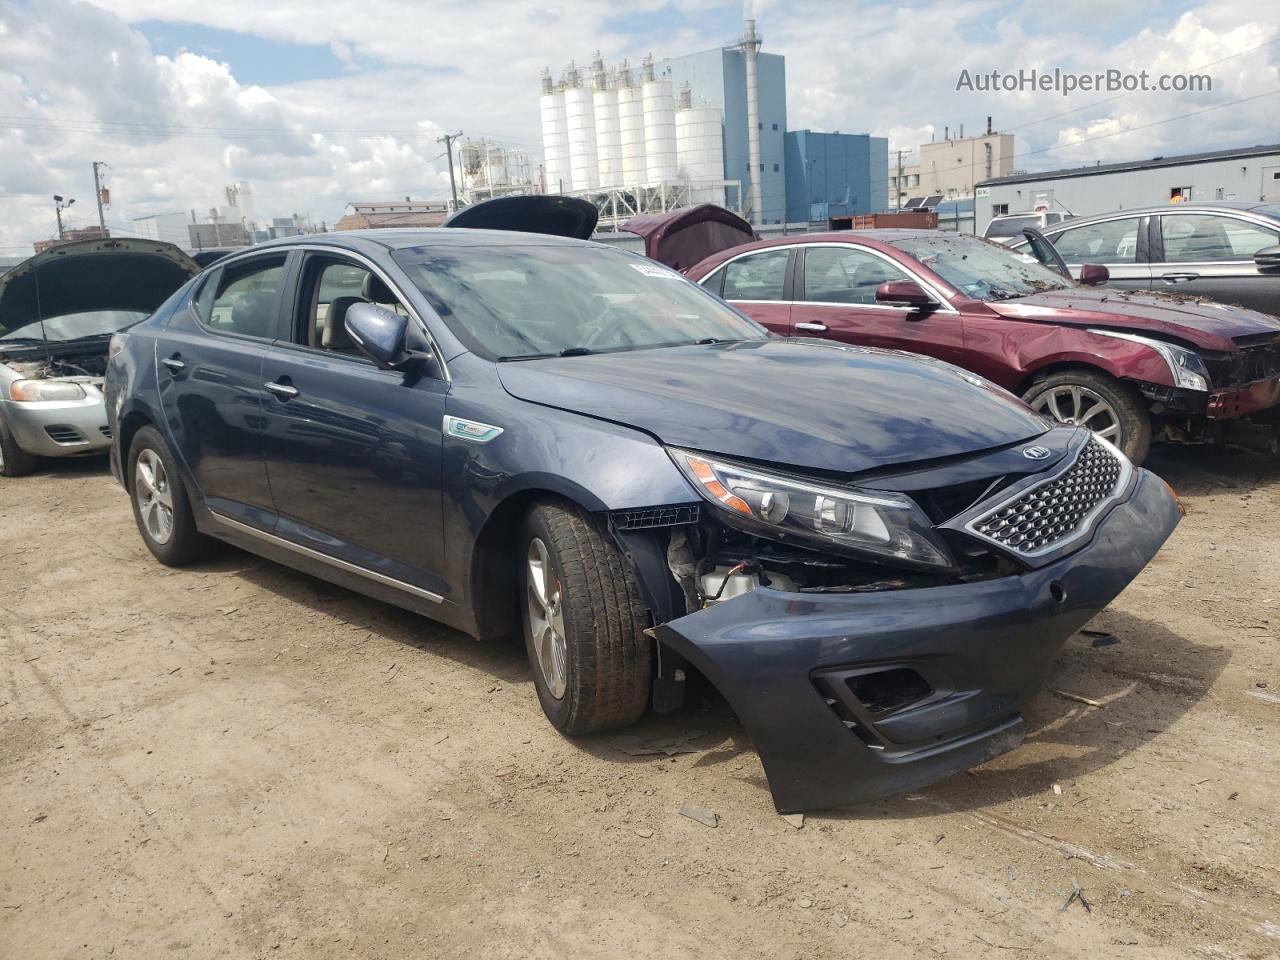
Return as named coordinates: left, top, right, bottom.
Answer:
left=1, top=445, right=1277, bottom=960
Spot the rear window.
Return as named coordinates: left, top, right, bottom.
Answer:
left=985, top=215, right=1040, bottom=238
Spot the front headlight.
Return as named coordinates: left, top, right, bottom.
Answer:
left=1088, top=329, right=1210, bottom=391
left=9, top=379, right=87, bottom=402
left=669, top=448, right=955, bottom=571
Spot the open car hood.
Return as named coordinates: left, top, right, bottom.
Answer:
left=0, top=237, right=200, bottom=337
left=497, top=339, right=1049, bottom=477
left=621, top=204, right=757, bottom=271
left=444, top=195, right=599, bottom=239
left=988, top=287, right=1280, bottom=352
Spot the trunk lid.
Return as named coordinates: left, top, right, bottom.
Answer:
left=621, top=204, right=757, bottom=271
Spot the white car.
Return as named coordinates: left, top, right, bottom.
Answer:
left=984, top=211, right=1070, bottom=245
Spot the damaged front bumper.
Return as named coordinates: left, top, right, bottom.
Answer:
left=654, top=467, right=1181, bottom=814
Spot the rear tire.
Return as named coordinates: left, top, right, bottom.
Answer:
left=0, top=417, right=38, bottom=477
left=520, top=501, right=652, bottom=735
left=1023, top=369, right=1152, bottom=465
left=128, top=425, right=214, bottom=566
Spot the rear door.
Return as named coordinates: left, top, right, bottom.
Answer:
left=154, top=251, right=291, bottom=529
left=790, top=243, right=967, bottom=364
left=1152, top=211, right=1280, bottom=314
left=1042, top=215, right=1152, bottom=290
left=702, top=247, right=793, bottom=333
left=257, top=250, right=450, bottom=598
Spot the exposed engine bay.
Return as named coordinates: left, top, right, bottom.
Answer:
left=1, top=343, right=110, bottom=381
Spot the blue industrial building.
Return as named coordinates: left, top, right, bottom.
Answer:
left=663, top=47, right=789, bottom=225
left=785, top=130, right=889, bottom=223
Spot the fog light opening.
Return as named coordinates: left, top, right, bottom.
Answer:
left=845, top=667, right=933, bottom=716
left=1050, top=580, right=1067, bottom=604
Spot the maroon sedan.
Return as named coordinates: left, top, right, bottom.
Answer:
left=679, top=229, right=1280, bottom=464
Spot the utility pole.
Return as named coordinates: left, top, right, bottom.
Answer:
left=53, top=195, right=75, bottom=240
left=437, top=131, right=462, bottom=211
left=895, top=150, right=904, bottom=211
left=92, top=161, right=109, bottom=233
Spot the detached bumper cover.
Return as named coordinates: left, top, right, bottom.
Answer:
left=655, top=468, right=1181, bottom=813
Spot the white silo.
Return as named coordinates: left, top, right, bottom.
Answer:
left=676, top=97, right=725, bottom=205
left=563, top=63, right=599, bottom=192
left=591, top=54, right=621, bottom=189
left=640, top=55, right=677, bottom=183
left=616, top=60, right=647, bottom=187
left=539, top=70, right=569, bottom=194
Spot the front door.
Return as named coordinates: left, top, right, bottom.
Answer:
left=708, top=247, right=793, bottom=333
left=257, top=252, right=450, bottom=597
left=154, top=252, right=290, bottom=528
left=789, top=244, right=968, bottom=365
left=1153, top=211, right=1280, bottom=314
left=1045, top=215, right=1153, bottom=291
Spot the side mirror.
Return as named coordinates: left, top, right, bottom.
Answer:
left=345, top=302, right=413, bottom=369
left=875, top=279, right=939, bottom=310
left=1078, top=263, right=1110, bottom=286
left=1255, top=244, right=1280, bottom=271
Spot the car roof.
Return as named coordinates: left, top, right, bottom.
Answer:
left=249, top=227, right=598, bottom=253
left=1044, top=201, right=1278, bottom=228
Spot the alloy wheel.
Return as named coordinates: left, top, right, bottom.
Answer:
left=135, top=449, right=175, bottom=545
left=526, top=537, right=568, bottom=699
left=1029, top=384, right=1122, bottom=444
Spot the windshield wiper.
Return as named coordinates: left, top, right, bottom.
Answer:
left=558, top=346, right=594, bottom=357
left=497, top=346, right=596, bottom=361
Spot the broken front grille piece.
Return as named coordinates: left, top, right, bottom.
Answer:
left=966, top=437, right=1126, bottom=557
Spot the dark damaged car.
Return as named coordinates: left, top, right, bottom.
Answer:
left=0, top=238, right=200, bottom=476
left=105, top=212, right=1182, bottom=812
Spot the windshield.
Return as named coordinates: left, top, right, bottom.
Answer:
left=984, top=215, right=1041, bottom=238
left=391, top=243, right=766, bottom=360
left=0, top=310, right=147, bottom=343
left=889, top=234, right=1074, bottom=302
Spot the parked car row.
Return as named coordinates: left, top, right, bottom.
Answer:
left=5, top=194, right=1275, bottom=813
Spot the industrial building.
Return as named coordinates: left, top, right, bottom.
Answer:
left=975, top=143, right=1280, bottom=235
left=786, top=130, right=888, bottom=224
left=538, top=12, right=886, bottom=228
left=889, top=123, right=1016, bottom=210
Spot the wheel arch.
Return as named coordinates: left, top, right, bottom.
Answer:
left=116, top=404, right=160, bottom=492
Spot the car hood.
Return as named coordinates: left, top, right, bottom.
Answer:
left=496, top=339, right=1049, bottom=476
left=987, top=286, right=1280, bottom=352
left=0, top=237, right=200, bottom=337
left=621, top=204, right=757, bottom=271
left=444, top=195, right=599, bottom=239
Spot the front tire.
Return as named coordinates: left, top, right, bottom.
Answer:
left=1023, top=369, right=1152, bottom=465
left=520, top=501, right=652, bottom=735
left=128, top=425, right=213, bottom=565
left=0, top=418, right=38, bottom=477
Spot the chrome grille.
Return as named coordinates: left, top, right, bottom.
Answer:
left=969, top=438, right=1124, bottom=556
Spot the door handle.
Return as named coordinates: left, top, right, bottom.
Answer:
left=1160, top=272, right=1200, bottom=283
left=161, top=356, right=185, bottom=371
left=265, top=380, right=300, bottom=400
left=795, top=322, right=828, bottom=333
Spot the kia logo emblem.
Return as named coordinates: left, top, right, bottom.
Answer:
left=1022, top=445, right=1052, bottom=460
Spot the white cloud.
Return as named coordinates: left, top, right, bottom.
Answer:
left=0, top=0, right=1276, bottom=253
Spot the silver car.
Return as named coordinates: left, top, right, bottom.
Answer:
left=0, top=238, right=199, bottom=476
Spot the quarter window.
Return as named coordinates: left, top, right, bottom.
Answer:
left=722, top=249, right=790, bottom=301
left=1160, top=214, right=1280, bottom=262
left=802, top=247, right=910, bottom=305
left=201, top=255, right=288, bottom=339
left=1051, top=219, right=1141, bottom=264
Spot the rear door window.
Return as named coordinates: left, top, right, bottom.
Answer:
left=1160, top=214, right=1280, bottom=262
left=722, top=249, right=790, bottom=301
left=1050, top=219, right=1141, bottom=264
left=199, top=254, right=289, bottom=340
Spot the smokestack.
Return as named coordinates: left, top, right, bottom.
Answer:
left=740, top=2, right=763, bottom=225
left=959, top=123, right=964, bottom=139
left=986, top=115, right=993, bottom=135
left=944, top=125, right=949, bottom=141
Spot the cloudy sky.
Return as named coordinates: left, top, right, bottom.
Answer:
left=0, top=0, right=1276, bottom=254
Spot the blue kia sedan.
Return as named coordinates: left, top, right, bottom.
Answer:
left=105, top=211, right=1181, bottom=812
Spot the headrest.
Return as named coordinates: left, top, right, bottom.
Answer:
left=362, top=272, right=396, bottom=304
left=324, top=296, right=363, bottom=351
